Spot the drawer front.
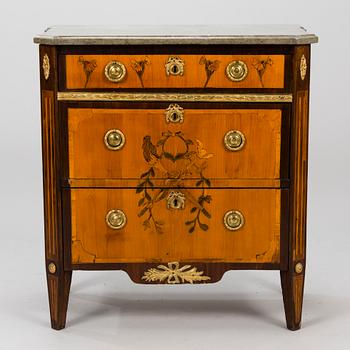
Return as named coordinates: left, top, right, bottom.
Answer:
left=65, top=54, right=285, bottom=89
left=70, top=188, right=281, bottom=264
left=68, top=108, right=282, bottom=180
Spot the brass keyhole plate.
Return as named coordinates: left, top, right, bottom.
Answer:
left=167, top=191, right=186, bottom=210
left=165, top=57, right=185, bottom=76
left=165, top=103, right=184, bottom=123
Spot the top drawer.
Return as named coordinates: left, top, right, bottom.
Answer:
left=64, top=54, right=285, bottom=90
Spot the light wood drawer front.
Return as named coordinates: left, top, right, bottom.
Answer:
left=65, top=54, right=285, bottom=89
left=68, top=108, right=281, bottom=180
left=70, top=188, right=280, bottom=264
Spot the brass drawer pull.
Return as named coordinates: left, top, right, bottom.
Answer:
left=104, top=61, right=126, bottom=82
left=165, top=103, right=184, bottom=123
left=165, top=56, right=185, bottom=76
left=226, top=60, right=248, bottom=82
left=104, top=129, right=125, bottom=150
left=106, top=209, right=127, bottom=229
left=224, top=130, right=245, bottom=151
left=167, top=191, right=186, bottom=210
left=224, top=210, right=244, bottom=231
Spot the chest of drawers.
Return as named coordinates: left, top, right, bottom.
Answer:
left=34, top=25, right=318, bottom=330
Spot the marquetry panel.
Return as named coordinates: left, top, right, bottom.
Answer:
left=42, top=90, right=59, bottom=260
left=65, top=54, right=285, bottom=89
left=70, top=188, right=281, bottom=264
left=293, top=91, right=309, bottom=260
left=68, top=108, right=282, bottom=180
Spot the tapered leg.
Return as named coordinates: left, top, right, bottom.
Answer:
left=280, top=46, right=310, bottom=331
left=47, top=270, right=72, bottom=330
left=40, top=46, right=72, bottom=330
left=280, top=269, right=305, bottom=330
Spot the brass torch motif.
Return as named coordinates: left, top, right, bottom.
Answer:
left=142, top=262, right=211, bottom=284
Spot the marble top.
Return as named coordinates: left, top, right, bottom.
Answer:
left=33, top=25, right=318, bottom=45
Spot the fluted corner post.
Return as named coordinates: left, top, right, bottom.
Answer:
left=40, top=45, right=72, bottom=330
left=280, top=45, right=311, bottom=331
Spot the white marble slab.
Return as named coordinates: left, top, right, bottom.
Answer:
left=34, top=25, right=318, bottom=45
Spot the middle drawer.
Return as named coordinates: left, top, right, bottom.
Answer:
left=67, top=107, right=282, bottom=181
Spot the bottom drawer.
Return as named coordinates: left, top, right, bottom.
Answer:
left=68, top=188, right=281, bottom=265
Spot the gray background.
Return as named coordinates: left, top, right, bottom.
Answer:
left=1, top=0, right=349, bottom=349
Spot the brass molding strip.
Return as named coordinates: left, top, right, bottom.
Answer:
left=57, top=92, right=293, bottom=103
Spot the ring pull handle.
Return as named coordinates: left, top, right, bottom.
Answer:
left=226, top=60, right=248, bottom=82
left=104, top=61, right=127, bottom=82
left=104, top=129, right=125, bottom=150
left=106, top=209, right=127, bottom=230
left=224, top=210, right=244, bottom=231
left=224, top=130, right=245, bottom=151
left=165, top=103, right=184, bottom=123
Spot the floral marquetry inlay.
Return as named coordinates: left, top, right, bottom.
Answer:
left=131, top=57, right=150, bottom=87
left=137, top=130, right=214, bottom=234
left=142, top=262, right=211, bottom=284
left=252, top=56, right=273, bottom=87
left=199, top=56, right=220, bottom=87
left=78, top=56, right=97, bottom=87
